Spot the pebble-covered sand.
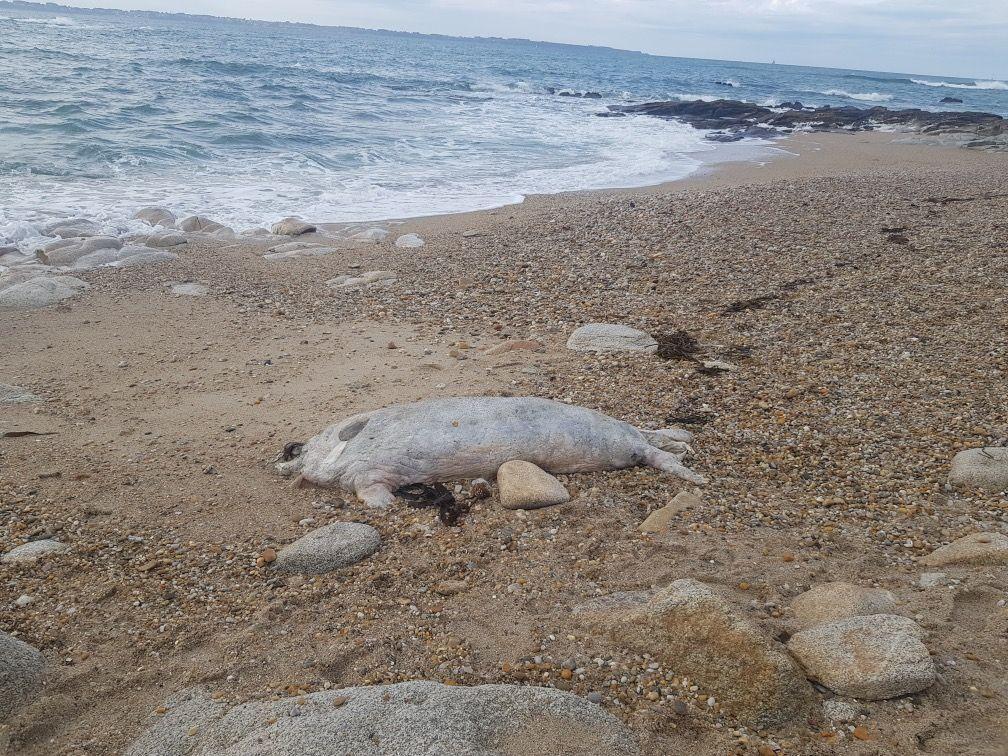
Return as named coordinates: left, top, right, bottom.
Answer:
left=1, top=133, right=1007, bottom=754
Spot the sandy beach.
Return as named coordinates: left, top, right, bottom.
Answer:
left=2, top=131, right=1007, bottom=754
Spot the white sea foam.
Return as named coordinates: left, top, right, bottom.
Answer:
left=819, top=89, right=893, bottom=102
left=911, top=78, right=1007, bottom=91
left=0, top=95, right=712, bottom=236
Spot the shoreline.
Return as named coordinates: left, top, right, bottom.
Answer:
left=333, top=130, right=998, bottom=240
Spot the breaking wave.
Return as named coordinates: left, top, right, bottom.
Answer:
left=911, top=79, right=1008, bottom=90
left=818, top=89, right=893, bottom=102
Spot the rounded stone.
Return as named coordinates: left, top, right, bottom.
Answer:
left=948, top=448, right=1008, bottom=491
left=786, top=614, right=935, bottom=700
left=274, top=522, right=380, bottom=574
left=920, top=532, right=1008, bottom=567
left=134, top=206, right=176, bottom=228
left=127, top=680, right=639, bottom=755
left=2, top=539, right=71, bottom=564
left=394, top=233, right=424, bottom=249
left=271, top=217, right=317, bottom=236
left=0, top=276, right=89, bottom=309
left=566, top=323, right=658, bottom=353
left=497, top=460, right=570, bottom=510
left=0, top=631, right=44, bottom=720
left=789, top=582, right=896, bottom=629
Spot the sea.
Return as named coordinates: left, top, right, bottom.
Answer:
left=2, top=3, right=1007, bottom=242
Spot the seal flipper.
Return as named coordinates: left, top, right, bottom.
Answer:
left=358, top=483, right=395, bottom=509
left=644, top=447, right=706, bottom=485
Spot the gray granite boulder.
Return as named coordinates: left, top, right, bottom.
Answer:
left=566, top=324, right=658, bottom=354
left=948, top=447, right=1008, bottom=491
left=394, top=233, right=424, bottom=249
left=789, top=582, right=896, bottom=629
left=271, top=217, right=316, bottom=236
left=0, top=631, right=44, bottom=720
left=144, top=231, right=188, bottom=248
left=920, top=532, right=1008, bottom=567
left=134, top=206, right=176, bottom=228
left=787, top=614, right=935, bottom=700
left=274, top=522, right=380, bottom=574
left=43, top=218, right=98, bottom=239
left=2, top=539, right=70, bottom=563
left=178, top=216, right=226, bottom=234
left=0, top=276, right=89, bottom=309
left=127, top=680, right=639, bottom=756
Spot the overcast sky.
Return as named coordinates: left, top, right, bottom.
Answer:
left=65, top=0, right=1007, bottom=78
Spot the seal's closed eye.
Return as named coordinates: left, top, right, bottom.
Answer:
left=339, top=418, right=368, bottom=442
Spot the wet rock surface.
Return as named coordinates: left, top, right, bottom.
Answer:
left=609, top=99, right=1007, bottom=148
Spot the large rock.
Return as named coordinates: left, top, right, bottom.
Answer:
left=579, top=579, right=814, bottom=728
left=497, top=460, right=570, bottom=510
left=350, top=227, right=389, bottom=243
left=2, top=539, right=70, bottom=563
left=144, top=231, right=187, bottom=248
left=274, top=522, right=380, bottom=574
left=787, top=614, right=935, bottom=700
left=789, top=582, right=896, bottom=629
left=271, top=217, right=317, bottom=236
left=0, top=276, right=89, bottom=309
left=948, top=448, right=1008, bottom=491
left=127, top=680, right=638, bottom=756
left=134, top=206, right=176, bottom=228
left=43, top=218, right=98, bottom=239
left=177, top=216, right=226, bottom=234
left=394, top=233, right=424, bottom=249
left=72, top=246, right=177, bottom=270
left=0, top=631, right=44, bottom=720
left=566, top=324, right=658, bottom=354
left=920, top=532, right=1008, bottom=567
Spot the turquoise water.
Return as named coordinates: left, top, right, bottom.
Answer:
left=1, top=5, right=1006, bottom=234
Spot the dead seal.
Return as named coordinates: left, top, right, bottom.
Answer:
left=277, top=396, right=703, bottom=508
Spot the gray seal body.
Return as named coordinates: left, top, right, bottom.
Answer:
left=277, top=396, right=702, bottom=508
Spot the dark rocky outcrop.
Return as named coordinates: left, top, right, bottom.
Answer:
left=941, top=96, right=964, bottom=104
left=604, top=98, right=1006, bottom=149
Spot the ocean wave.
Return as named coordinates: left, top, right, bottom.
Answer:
left=1, top=15, right=105, bottom=30
left=818, top=89, right=892, bottom=102
left=911, top=78, right=1007, bottom=90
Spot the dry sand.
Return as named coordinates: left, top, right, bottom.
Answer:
left=2, top=131, right=1007, bottom=754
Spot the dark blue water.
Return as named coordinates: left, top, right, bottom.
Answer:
left=1, top=5, right=1005, bottom=236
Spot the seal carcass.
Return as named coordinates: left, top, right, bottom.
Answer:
left=277, top=397, right=703, bottom=508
